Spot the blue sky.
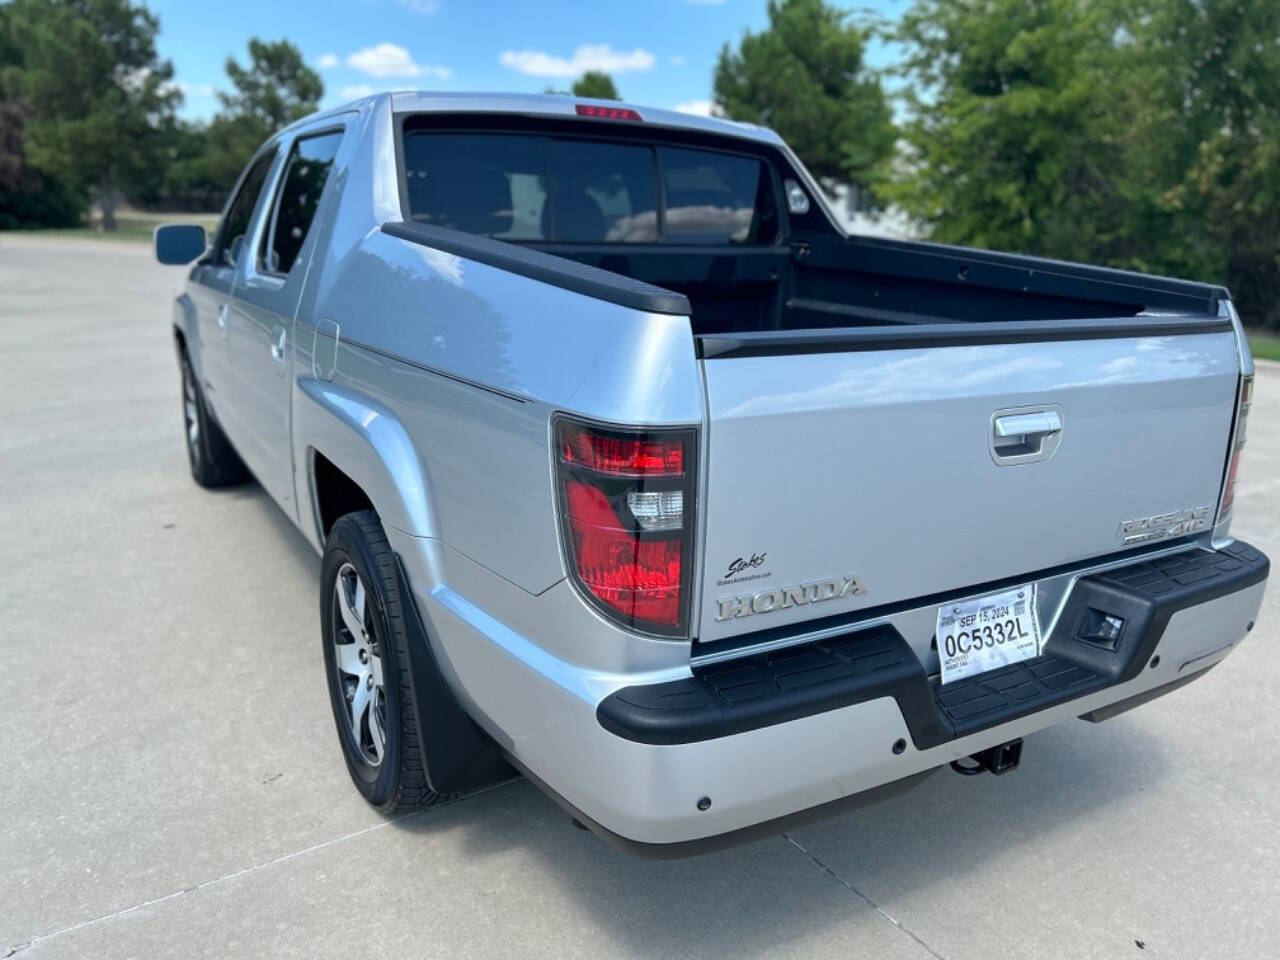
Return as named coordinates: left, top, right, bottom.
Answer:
left=149, top=0, right=908, bottom=121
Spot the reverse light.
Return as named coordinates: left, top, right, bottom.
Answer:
left=626, top=490, right=684, bottom=531
left=554, top=417, right=695, bottom=637
left=575, top=104, right=643, bottom=122
left=1217, top=373, right=1254, bottom=522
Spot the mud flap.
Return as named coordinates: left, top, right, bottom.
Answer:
left=393, top=555, right=515, bottom=794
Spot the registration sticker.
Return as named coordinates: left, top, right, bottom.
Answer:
left=936, top=585, right=1041, bottom=685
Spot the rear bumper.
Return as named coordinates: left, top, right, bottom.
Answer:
left=411, top=538, right=1267, bottom=855
left=598, top=541, right=1269, bottom=751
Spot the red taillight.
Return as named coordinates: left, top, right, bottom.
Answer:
left=555, top=418, right=695, bottom=637
left=565, top=482, right=683, bottom=626
left=1217, top=373, right=1253, bottom=523
left=575, top=104, right=643, bottom=121
left=561, top=423, right=683, bottom=476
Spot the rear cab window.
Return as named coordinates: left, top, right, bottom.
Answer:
left=660, top=146, right=778, bottom=245
left=399, top=124, right=780, bottom=247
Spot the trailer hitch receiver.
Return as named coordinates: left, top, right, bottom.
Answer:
left=950, top=738, right=1023, bottom=776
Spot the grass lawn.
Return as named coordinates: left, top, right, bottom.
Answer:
left=7, top=210, right=218, bottom=244
left=1247, top=330, right=1280, bottom=363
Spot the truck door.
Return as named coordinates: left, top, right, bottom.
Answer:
left=189, top=147, right=278, bottom=429
left=225, top=126, right=346, bottom=518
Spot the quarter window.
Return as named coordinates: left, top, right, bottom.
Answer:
left=262, top=130, right=344, bottom=275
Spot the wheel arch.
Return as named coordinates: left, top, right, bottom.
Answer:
left=296, top=378, right=439, bottom=548
left=172, top=293, right=196, bottom=356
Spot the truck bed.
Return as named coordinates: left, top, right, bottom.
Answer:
left=530, top=232, right=1227, bottom=337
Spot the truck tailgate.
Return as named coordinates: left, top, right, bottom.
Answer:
left=695, top=319, right=1240, bottom=645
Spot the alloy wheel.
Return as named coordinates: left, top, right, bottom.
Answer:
left=182, top=363, right=200, bottom=468
left=331, top=562, right=388, bottom=766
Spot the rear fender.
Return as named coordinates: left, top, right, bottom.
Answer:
left=295, top=377, right=438, bottom=549
left=295, top=378, right=512, bottom=793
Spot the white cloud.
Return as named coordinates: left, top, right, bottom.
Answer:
left=399, top=0, right=440, bottom=12
left=347, top=43, right=451, bottom=79
left=316, top=53, right=339, bottom=70
left=498, top=44, right=655, bottom=78
left=674, top=99, right=721, bottom=117
left=339, top=84, right=376, bottom=99
left=161, top=78, right=214, bottom=99
left=176, top=81, right=216, bottom=97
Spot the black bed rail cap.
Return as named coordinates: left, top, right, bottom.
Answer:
left=698, top=313, right=1232, bottom=359
left=381, top=220, right=691, bottom=317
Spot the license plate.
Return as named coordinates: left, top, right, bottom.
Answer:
left=935, top=584, right=1041, bottom=685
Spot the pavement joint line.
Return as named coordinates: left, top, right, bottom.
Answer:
left=782, top=833, right=949, bottom=960
left=3, top=780, right=517, bottom=955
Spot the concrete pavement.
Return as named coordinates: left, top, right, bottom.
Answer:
left=2, top=233, right=1277, bottom=958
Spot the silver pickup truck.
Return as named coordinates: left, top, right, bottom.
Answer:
left=156, top=92, right=1268, bottom=856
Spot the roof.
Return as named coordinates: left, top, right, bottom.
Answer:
left=297, top=91, right=784, bottom=148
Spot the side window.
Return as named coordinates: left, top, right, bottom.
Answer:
left=261, top=130, right=344, bottom=275
left=214, top=149, right=276, bottom=267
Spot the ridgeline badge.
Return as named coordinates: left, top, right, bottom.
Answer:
left=1117, top=505, right=1211, bottom=545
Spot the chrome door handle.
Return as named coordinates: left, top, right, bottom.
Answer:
left=271, top=327, right=287, bottom=364
left=994, top=410, right=1061, bottom=439
left=217, top=303, right=229, bottom=337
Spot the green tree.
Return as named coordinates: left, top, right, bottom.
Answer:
left=571, top=71, right=620, bottom=100
left=218, top=37, right=322, bottom=134
left=888, top=0, right=1280, bottom=328
left=0, top=98, right=87, bottom=229
left=1120, top=0, right=1280, bottom=327
left=137, top=118, right=223, bottom=212
left=714, top=0, right=895, bottom=194
left=198, top=38, right=323, bottom=198
left=884, top=0, right=1132, bottom=261
left=2, top=0, right=179, bottom=230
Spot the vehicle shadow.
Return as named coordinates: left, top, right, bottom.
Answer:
left=390, top=716, right=1167, bottom=957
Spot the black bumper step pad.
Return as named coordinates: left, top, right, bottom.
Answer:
left=599, top=625, right=950, bottom=749
left=597, top=541, right=1269, bottom=748
left=934, top=656, right=1109, bottom=737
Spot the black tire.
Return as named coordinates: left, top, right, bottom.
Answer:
left=179, top=350, right=249, bottom=488
left=321, top=510, right=442, bottom=813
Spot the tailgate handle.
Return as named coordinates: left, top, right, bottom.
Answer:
left=991, top=408, right=1064, bottom=464
left=994, top=411, right=1061, bottom=439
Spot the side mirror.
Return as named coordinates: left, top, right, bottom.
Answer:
left=154, top=224, right=207, bottom=265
